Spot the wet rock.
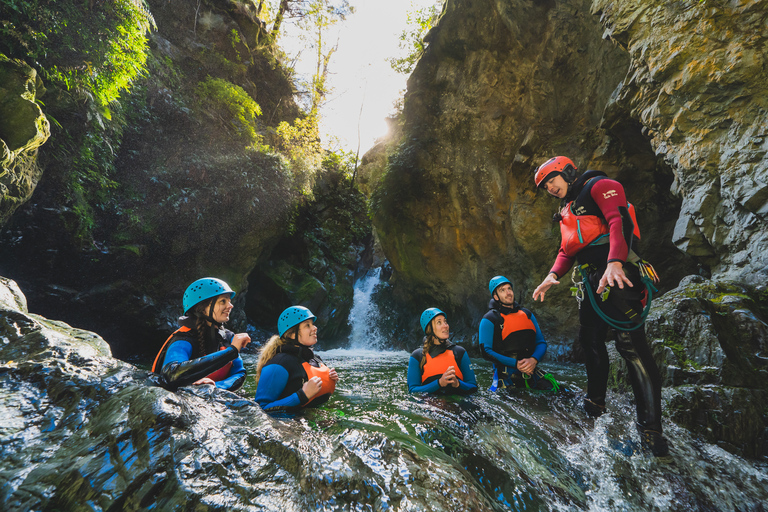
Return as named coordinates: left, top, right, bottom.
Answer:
left=0, top=276, right=506, bottom=510
left=366, top=0, right=697, bottom=340
left=610, top=274, right=768, bottom=457
left=0, top=56, right=50, bottom=226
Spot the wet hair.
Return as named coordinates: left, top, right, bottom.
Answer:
left=190, top=298, right=217, bottom=356
left=254, top=326, right=298, bottom=387
left=419, top=321, right=442, bottom=370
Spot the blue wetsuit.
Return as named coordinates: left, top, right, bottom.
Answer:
left=479, top=299, right=549, bottom=390
left=407, top=343, right=477, bottom=395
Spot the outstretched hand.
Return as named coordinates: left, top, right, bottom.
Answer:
left=533, top=273, right=560, bottom=302
left=596, top=261, right=633, bottom=294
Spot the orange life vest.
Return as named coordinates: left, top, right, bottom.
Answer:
left=151, top=326, right=233, bottom=382
left=151, top=326, right=191, bottom=373
left=302, top=361, right=337, bottom=404
left=499, top=309, right=537, bottom=359
left=421, top=348, right=464, bottom=383
left=559, top=201, right=640, bottom=257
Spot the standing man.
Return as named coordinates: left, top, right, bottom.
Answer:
left=480, top=276, right=558, bottom=392
left=531, top=156, right=668, bottom=456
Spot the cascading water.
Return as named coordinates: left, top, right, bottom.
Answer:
left=347, top=267, right=387, bottom=350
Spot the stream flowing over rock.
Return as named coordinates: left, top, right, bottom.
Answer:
left=3, top=276, right=768, bottom=511
left=0, top=278, right=471, bottom=511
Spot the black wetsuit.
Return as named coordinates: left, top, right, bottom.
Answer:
left=153, top=316, right=246, bottom=391
left=556, top=172, right=663, bottom=432
left=255, top=343, right=335, bottom=411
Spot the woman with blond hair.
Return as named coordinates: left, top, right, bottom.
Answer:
left=407, top=308, right=477, bottom=395
left=254, top=306, right=338, bottom=411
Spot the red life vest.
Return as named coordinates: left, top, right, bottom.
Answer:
left=151, top=326, right=233, bottom=383
left=206, top=347, right=234, bottom=382
left=559, top=201, right=640, bottom=257
left=421, top=348, right=464, bottom=383
left=302, top=361, right=337, bottom=404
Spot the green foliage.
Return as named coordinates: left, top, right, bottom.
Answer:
left=270, top=113, right=323, bottom=192
left=0, top=0, right=153, bottom=107
left=195, top=77, right=263, bottom=146
left=0, top=0, right=153, bottom=242
left=388, top=1, right=443, bottom=74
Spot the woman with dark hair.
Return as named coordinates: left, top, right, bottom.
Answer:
left=407, top=308, right=477, bottom=395
left=152, top=277, right=250, bottom=391
left=254, top=306, right=339, bottom=411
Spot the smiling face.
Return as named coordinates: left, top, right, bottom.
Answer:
left=544, top=174, right=569, bottom=199
left=296, top=318, right=318, bottom=347
left=493, top=283, right=515, bottom=306
left=210, top=294, right=234, bottom=324
left=430, top=314, right=450, bottom=341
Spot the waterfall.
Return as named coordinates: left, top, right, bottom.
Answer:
left=347, top=267, right=386, bottom=350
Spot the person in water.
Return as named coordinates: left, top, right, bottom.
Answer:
left=254, top=305, right=338, bottom=411
left=152, top=277, right=250, bottom=391
left=407, top=308, right=478, bottom=395
left=479, top=276, right=558, bottom=391
left=531, top=156, right=669, bottom=456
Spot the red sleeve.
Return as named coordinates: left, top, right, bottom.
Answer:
left=549, top=248, right=575, bottom=279
left=589, top=179, right=629, bottom=263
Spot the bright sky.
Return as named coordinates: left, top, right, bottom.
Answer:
left=280, top=0, right=439, bottom=155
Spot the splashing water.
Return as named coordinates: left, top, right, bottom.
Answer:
left=347, top=267, right=386, bottom=350
left=239, top=351, right=768, bottom=511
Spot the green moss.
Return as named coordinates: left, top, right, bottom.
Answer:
left=195, top=77, right=262, bottom=146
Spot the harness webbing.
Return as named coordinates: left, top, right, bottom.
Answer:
left=577, top=264, right=657, bottom=331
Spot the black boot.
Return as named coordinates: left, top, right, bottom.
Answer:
left=584, top=398, right=606, bottom=417
left=637, top=424, right=670, bottom=457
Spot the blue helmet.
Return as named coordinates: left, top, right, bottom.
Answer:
left=420, top=307, right=446, bottom=334
left=489, top=276, right=512, bottom=296
left=183, top=277, right=235, bottom=314
left=278, top=306, right=317, bottom=337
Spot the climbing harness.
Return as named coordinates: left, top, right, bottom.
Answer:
left=492, top=367, right=561, bottom=392
left=573, top=260, right=659, bottom=331
left=523, top=367, right=561, bottom=392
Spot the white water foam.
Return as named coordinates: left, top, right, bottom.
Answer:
left=347, top=267, right=387, bottom=350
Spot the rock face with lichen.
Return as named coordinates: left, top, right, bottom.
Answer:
left=368, top=0, right=697, bottom=338
left=365, top=0, right=768, bottom=455
left=0, top=56, right=49, bottom=226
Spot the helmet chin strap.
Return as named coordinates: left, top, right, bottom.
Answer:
left=204, top=300, right=223, bottom=329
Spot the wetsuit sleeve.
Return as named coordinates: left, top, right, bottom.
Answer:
left=456, top=351, right=478, bottom=393
left=407, top=355, right=441, bottom=394
left=255, top=364, right=306, bottom=410
left=160, top=341, right=238, bottom=390
left=549, top=250, right=576, bottom=281
left=530, top=314, right=547, bottom=362
left=215, top=355, right=246, bottom=391
left=479, top=317, right=518, bottom=369
left=590, top=179, right=630, bottom=263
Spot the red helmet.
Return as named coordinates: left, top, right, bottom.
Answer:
left=534, top=156, right=577, bottom=188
